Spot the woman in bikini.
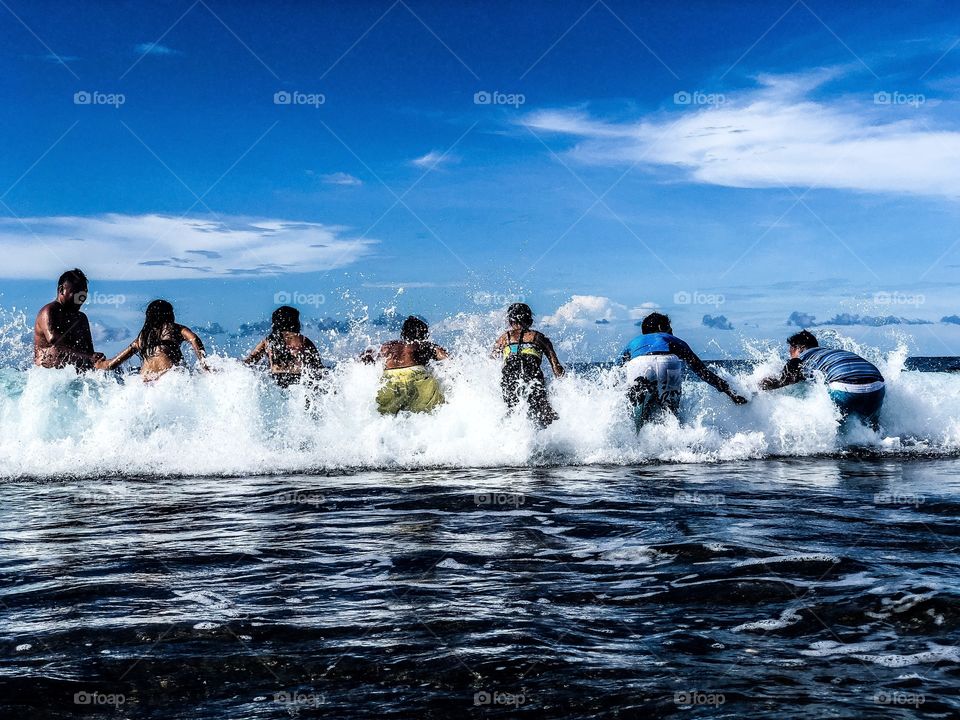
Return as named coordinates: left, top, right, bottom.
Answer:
left=97, top=299, right=208, bottom=381
left=492, top=303, right=564, bottom=426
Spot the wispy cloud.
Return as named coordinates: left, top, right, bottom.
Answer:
left=524, top=69, right=960, bottom=198
left=134, top=43, right=181, bottom=57
left=410, top=150, right=457, bottom=170
left=320, top=172, right=363, bottom=186
left=0, top=214, right=375, bottom=280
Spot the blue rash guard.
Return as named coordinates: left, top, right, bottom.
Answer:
left=621, top=332, right=691, bottom=360
left=620, top=333, right=735, bottom=428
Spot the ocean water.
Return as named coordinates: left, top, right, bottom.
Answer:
left=2, top=344, right=960, bottom=717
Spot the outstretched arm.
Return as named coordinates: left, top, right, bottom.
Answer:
left=759, top=359, right=804, bottom=391
left=301, top=337, right=325, bottom=371
left=96, top=341, right=139, bottom=371
left=674, top=343, right=747, bottom=404
left=180, top=326, right=209, bottom=370
left=491, top=333, right=507, bottom=359
left=537, top=333, right=565, bottom=377
left=244, top=339, right=268, bottom=365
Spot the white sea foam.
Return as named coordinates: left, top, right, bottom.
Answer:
left=1, top=321, right=959, bottom=478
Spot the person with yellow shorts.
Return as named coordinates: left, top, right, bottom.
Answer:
left=361, top=316, right=449, bottom=415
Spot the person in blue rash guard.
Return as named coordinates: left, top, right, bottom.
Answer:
left=759, top=330, right=885, bottom=429
left=620, top=312, right=748, bottom=429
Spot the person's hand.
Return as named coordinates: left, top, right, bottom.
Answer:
left=92, top=352, right=106, bottom=364
left=729, top=392, right=749, bottom=405
left=93, top=357, right=110, bottom=371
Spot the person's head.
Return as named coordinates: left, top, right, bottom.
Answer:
left=57, top=268, right=88, bottom=307
left=401, top=316, right=429, bottom=342
left=507, top=303, right=533, bottom=329
left=640, top=312, right=672, bottom=335
left=787, top=330, right=818, bottom=358
left=270, top=305, right=301, bottom=336
left=138, top=299, right=176, bottom=354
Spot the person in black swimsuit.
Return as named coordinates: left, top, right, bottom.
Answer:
left=98, top=299, right=208, bottom=380
left=492, top=303, right=565, bottom=426
left=244, top=306, right=325, bottom=388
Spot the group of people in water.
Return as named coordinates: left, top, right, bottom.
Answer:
left=33, top=268, right=888, bottom=429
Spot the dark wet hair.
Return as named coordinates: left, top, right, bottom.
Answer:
left=401, top=316, right=429, bottom=342
left=138, top=299, right=176, bottom=359
left=507, top=303, right=533, bottom=328
left=268, top=306, right=301, bottom=364
left=788, top=330, right=818, bottom=350
left=270, top=306, right=301, bottom=338
left=58, top=268, right=88, bottom=291
left=641, top=312, right=671, bottom=334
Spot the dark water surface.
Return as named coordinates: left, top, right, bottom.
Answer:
left=2, top=460, right=959, bottom=718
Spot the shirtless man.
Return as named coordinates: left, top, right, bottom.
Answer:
left=33, top=269, right=105, bottom=371
left=361, top=316, right=449, bottom=414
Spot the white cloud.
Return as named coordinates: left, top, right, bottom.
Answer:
left=524, top=70, right=960, bottom=198
left=411, top=150, right=457, bottom=169
left=320, top=172, right=363, bottom=186
left=0, top=214, right=375, bottom=280
left=629, top=302, right=660, bottom=320
left=542, top=295, right=627, bottom=327
left=134, top=43, right=180, bottom=56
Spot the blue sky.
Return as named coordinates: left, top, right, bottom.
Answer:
left=2, top=0, right=960, bottom=360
